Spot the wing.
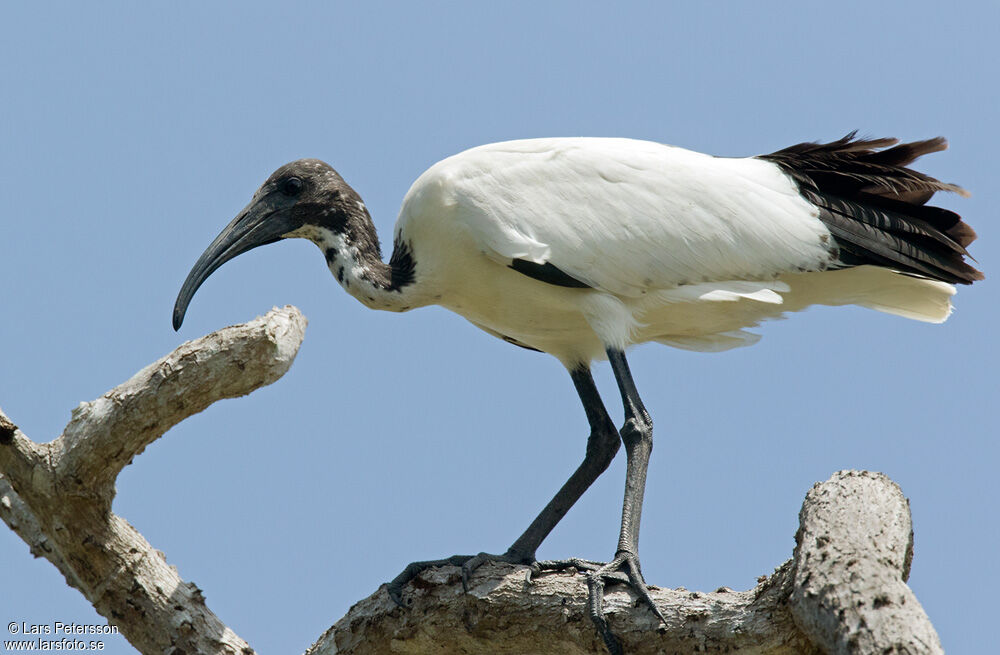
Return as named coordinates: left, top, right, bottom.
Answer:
left=404, top=138, right=837, bottom=297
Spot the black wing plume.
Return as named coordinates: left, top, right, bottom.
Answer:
left=760, top=132, right=982, bottom=284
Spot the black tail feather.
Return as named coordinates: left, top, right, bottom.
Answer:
left=760, top=133, right=982, bottom=285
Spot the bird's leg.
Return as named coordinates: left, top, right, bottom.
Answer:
left=578, top=348, right=664, bottom=655
left=507, top=368, right=621, bottom=558
left=386, top=366, right=620, bottom=606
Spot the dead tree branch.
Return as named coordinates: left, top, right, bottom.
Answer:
left=2, top=308, right=943, bottom=654
left=790, top=470, right=943, bottom=654
left=306, top=471, right=942, bottom=655
left=0, top=306, right=307, bottom=655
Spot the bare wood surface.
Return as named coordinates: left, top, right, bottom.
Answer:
left=790, top=470, right=943, bottom=654
left=53, top=304, right=308, bottom=505
left=0, top=475, right=78, bottom=587
left=2, top=309, right=944, bottom=655
left=306, top=471, right=940, bottom=655
left=306, top=560, right=817, bottom=655
left=0, top=306, right=307, bottom=655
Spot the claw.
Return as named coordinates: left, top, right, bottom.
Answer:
left=386, top=554, right=475, bottom=607
left=387, top=585, right=405, bottom=608
left=624, top=556, right=667, bottom=624
left=587, top=573, right=623, bottom=655
left=524, top=560, right=541, bottom=584
left=461, top=552, right=490, bottom=592
left=588, top=552, right=664, bottom=625
left=536, top=557, right=603, bottom=573
left=388, top=550, right=534, bottom=606
left=541, top=552, right=662, bottom=654
left=461, top=550, right=533, bottom=592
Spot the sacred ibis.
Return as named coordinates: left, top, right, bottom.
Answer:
left=173, top=134, right=981, bottom=653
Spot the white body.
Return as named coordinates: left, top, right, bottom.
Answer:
left=383, top=138, right=955, bottom=366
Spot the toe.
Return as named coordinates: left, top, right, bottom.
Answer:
left=461, top=552, right=490, bottom=591
left=620, top=554, right=666, bottom=625
left=587, top=574, right=623, bottom=655
left=387, top=555, right=476, bottom=605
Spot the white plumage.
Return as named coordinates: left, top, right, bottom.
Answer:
left=391, top=137, right=957, bottom=364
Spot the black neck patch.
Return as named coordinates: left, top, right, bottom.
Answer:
left=387, top=239, right=416, bottom=291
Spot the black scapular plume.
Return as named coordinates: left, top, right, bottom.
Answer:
left=760, top=132, right=982, bottom=285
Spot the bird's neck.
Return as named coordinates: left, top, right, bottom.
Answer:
left=290, top=210, right=422, bottom=312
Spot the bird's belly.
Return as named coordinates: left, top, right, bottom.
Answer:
left=434, top=261, right=605, bottom=364
left=429, top=258, right=787, bottom=362
left=419, top=234, right=953, bottom=363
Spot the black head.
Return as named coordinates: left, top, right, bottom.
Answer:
left=172, top=158, right=358, bottom=330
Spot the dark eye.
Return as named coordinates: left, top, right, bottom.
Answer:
left=281, top=177, right=303, bottom=196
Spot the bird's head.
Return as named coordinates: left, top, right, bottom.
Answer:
left=172, top=158, right=361, bottom=330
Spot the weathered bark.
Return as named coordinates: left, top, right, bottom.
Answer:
left=306, top=559, right=816, bottom=655
left=305, top=473, right=941, bottom=655
left=790, top=470, right=943, bottom=654
left=1, top=306, right=307, bottom=655
left=1, top=306, right=944, bottom=655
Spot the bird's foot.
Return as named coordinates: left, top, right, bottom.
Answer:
left=459, top=550, right=538, bottom=591
left=537, top=552, right=665, bottom=655
left=386, top=549, right=534, bottom=607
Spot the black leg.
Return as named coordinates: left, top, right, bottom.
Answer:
left=607, top=348, right=653, bottom=559
left=585, top=348, right=664, bottom=655
left=386, top=365, right=621, bottom=605
left=502, top=366, right=620, bottom=559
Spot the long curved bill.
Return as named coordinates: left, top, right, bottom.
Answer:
left=172, top=198, right=298, bottom=330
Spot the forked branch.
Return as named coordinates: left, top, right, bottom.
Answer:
left=1, top=306, right=307, bottom=655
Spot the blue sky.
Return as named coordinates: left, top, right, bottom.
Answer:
left=1, top=2, right=996, bottom=653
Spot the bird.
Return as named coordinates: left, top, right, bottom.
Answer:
left=172, top=133, right=981, bottom=654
